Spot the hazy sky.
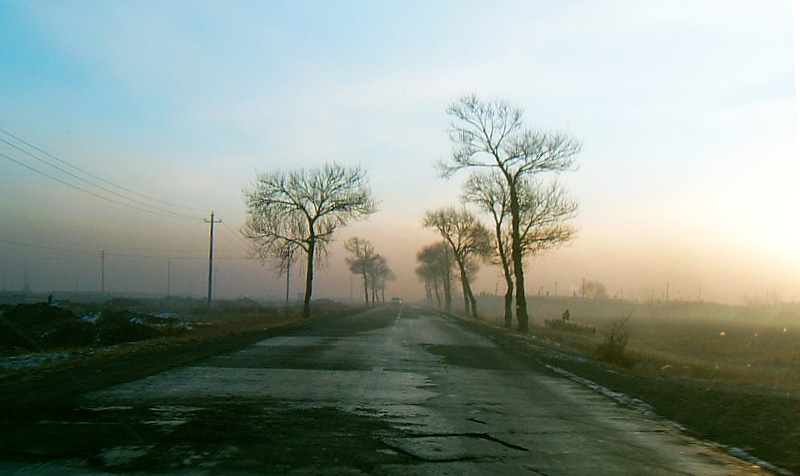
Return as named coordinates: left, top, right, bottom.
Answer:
left=1, top=1, right=798, bottom=306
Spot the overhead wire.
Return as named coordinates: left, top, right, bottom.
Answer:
left=0, top=236, right=248, bottom=261
left=0, top=129, right=260, bottom=293
left=0, top=128, right=207, bottom=214
left=1, top=151, right=202, bottom=220
left=0, top=140, right=203, bottom=220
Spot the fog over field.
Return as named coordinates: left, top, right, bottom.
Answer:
left=1, top=1, right=798, bottom=306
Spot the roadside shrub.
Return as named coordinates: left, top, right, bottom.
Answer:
left=544, top=319, right=597, bottom=335
left=596, top=311, right=634, bottom=368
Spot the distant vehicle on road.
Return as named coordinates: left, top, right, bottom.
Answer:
left=391, top=297, right=403, bottom=305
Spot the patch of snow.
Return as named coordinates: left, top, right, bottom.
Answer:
left=725, top=446, right=793, bottom=476
left=100, top=446, right=152, bottom=467
left=81, top=312, right=101, bottom=323
left=0, top=353, right=71, bottom=371
left=542, top=363, right=662, bottom=421
left=543, top=362, right=793, bottom=476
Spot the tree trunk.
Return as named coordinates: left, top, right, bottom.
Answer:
left=457, top=260, right=478, bottom=319
left=433, top=276, right=442, bottom=309
left=443, top=270, right=452, bottom=313
left=468, top=286, right=478, bottom=319
left=503, top=278, right=514, bottom=329
left=302, top=238, right=315, bottom=319
left=461, top=271, right=470, bottom=316
left=361, top=270, right=369, bottom=305
left=285, top=258, right=291, bottom=304
left=494, top=217, right=514, bottom=329
left=509, top=183, right=529, bottom=332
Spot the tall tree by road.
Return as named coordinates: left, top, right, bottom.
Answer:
left=344, top=237, right=378, bottom=305
left=423, top=206, right=491, bottom=319
left=440, top=94, right=581, bottom=332
left=416, top=242, right=455, bottom=312
left=243, top=163, right=376, bottom=318
left=369, top=255, right=396, bottom=302
left=465, top=171, right=577, bottom=329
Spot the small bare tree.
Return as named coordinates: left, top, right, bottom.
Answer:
left=423, top=206, right=492, bottom=319
left=416, top=242, right=455, bottom=312
left=243, top=163, right=376, bottom=318
left=441, top=94, right=581, bottom=332
left=344, top=237, right=378, bottom=305
left=415, top=262, right=439, bottom=307
left=370, top=255, right=395, bottom=302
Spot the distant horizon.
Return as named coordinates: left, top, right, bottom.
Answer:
left=2, top=287, right=796, bottom=311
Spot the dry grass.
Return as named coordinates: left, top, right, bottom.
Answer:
left=477, top=296, right=800, bottom=390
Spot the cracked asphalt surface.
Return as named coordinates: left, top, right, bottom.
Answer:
left=0, top=306, right=769, bottom=475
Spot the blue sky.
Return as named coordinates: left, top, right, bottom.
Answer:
left=0, top=1, right=797, bottom=305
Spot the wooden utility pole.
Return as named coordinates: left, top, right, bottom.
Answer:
left=205, top=212, right=221, bottom=307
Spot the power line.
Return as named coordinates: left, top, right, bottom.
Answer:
left=0, top=237, right=97, bottom=255
left=0, top=142, right=203, bottom=220
left=220, top=220, right=253, bottom=253
left=0, top=237, right=247, bottom=260
left=0, top=128, right=207, bottom=213
left=1, top=152, right=202, bottom=220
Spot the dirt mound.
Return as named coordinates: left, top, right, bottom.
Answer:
left=0, top=303, right=163, bottom=354
left=94, top=310, right=164, bottom=346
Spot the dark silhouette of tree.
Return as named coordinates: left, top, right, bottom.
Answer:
left=581, top=280, right=608, bottom=299
left=243, top=163, right=376, bottom=318
left=423, top=206, right=491, bottom=319
left=416, top=242, right=455, bottom=312
left=440, top=94, right=580, bottom=332
left=370, top=255, right=395, bottom=302
left=465, top=170, right=577, bottom=329
left=344, top=237, right=378, bottom=305
left=415, top=262, right=438, bottom=307
left=344, top=238, right=395, bottom=304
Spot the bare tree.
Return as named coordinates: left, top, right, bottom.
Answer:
left=277, top=242, right=300, bottom=304
left=243, top=162, right=376, bottom=318
left=415, top=262, right=438, bottom=307
left=465, top=171, right=577, bottom=329
left=369, top=255, right=395, bottom=302
left=441, top=94, right=581, bottom=332
left=423, top=206, right=491, bottom=319
left=416, top=242, right=455, bottom=312
left=344, top=237, right=378, bottom=305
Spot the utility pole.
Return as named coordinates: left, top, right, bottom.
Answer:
left=101, top=250, right=105, bottom=294
left=167, top=260, right=171, bottom=297
left=205, top=211, right=221, bottom=307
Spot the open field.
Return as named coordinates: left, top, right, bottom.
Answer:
left=477, top=295, right=800, bottom=390
left=471, top=295, right=800, bottom=474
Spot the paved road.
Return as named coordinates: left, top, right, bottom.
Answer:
left=2, top=306, right=766, bottom=475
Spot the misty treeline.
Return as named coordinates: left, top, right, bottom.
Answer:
left=419, top=94, right=581, bottom=332
left=344, top=237, right=396, bottom=305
